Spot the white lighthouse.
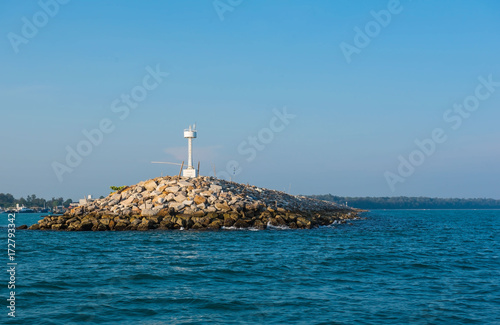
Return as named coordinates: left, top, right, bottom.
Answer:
left=182, top=124, right=197, bottom=178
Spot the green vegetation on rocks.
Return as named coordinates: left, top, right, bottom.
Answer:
left=110, top=186, right=127, bottom=193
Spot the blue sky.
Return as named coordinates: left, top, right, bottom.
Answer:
left=1, top=0, right=499, bottom=200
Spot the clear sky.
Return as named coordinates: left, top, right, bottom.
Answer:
left=1, top=0, right=499, bottom=200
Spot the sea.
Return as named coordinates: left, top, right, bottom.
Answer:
left=1, top=210, right=499, bottom=325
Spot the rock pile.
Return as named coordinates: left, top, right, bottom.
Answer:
left=29, top=176, right=359, bottom=231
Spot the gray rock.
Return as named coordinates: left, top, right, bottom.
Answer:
left=178, top=181, right=194, bottom=187
left=141, top=209, right=158, bottom=217
left=181, top=200, right=194, bottom=206
left=165, top=186, right=180, bottom=194
left=201, top=190, right=212, bottom=197
left=174, top=195, right=187, bottom=203
left=121, top=197, right=135, bottom=206
left=215, top=202, right=231, bottom=212
left=144, top=180, right=157, bottom=191
left=206, top=206, right=217, bottom=213
left=210, top=184, right=222, bottom=193
left=169, top=202, right=185, bottom=211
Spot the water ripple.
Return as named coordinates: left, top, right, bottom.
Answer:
left=1, top=210, right=499, bottom=324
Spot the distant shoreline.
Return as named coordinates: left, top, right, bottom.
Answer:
left=308, top=194, right=500, bottom=210
left=364, top=208, right=500, bottom=211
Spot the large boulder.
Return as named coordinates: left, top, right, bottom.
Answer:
left=79, top=220, right=93, bottom=231
left=141, top=208, right=158, bottom=217
left=233, top=219, right=249, bottom=228
left=194, top=195, right=206, bottom=205
left=144, top=180, right=157, bottom=191
left=215, top=202, right=231, bottom=212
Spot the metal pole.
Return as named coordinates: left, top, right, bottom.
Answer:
left=188, top=138, right=193, bottom=168
left=177, top=161, right=184, bottom=182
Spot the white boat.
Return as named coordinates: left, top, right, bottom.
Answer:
left=17, top=205, right=35, bottom=213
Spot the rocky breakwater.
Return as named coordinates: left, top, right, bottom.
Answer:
left=29, top=176, right=359, bottom=231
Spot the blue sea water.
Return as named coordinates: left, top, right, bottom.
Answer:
left=1, top=210, right=499, bottom=324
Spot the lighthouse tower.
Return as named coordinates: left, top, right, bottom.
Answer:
left=182, top=124, right=197, bottom=178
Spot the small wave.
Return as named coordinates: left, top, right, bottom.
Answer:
left=318, top=220, right=341, bottom=229
left=220, top=225, right=262, bottom=231
left=221, top=226, right=247, bottom=230
left=266, top=222, right=290, bottom=230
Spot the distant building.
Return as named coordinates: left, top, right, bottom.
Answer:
left=54, top=205, right=66, bottom=214
left=79, top=195, right=94, bottom=206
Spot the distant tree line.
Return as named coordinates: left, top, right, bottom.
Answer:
left=308, top=194, right=500, bottom=209
left=0, top=193, right=73, bottom=209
